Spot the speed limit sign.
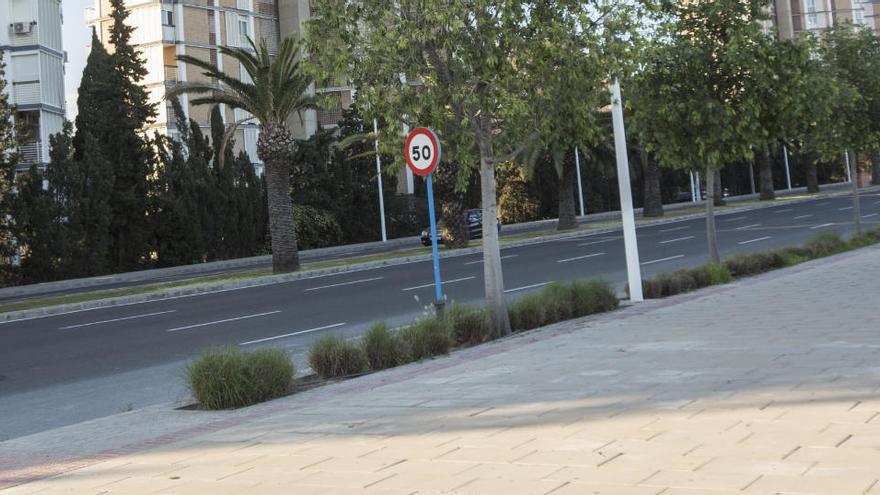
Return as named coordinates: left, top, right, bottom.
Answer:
left=405, top=127, right=442, bottom=177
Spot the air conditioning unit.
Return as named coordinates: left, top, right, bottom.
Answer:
left=12, top=22, right=33, bottom=34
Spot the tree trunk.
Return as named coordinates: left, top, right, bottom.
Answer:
left=713, top=168, right=725, bottom=206
left=257, top=123, right=300, bottom=273
left=556, top=150, right=577, bottom=230
left=758, top=145, right=775, bottom=201
left=705, top=166, right=720, bottom=263
left=871, top=150, right=880, bottom=186
left=477, top=129, right=511, bottom=337
left=641, top=147, right=663, bottom=217
left=850, top=149, right=862, bottom=235
left=435, top=161, right=469, bottom=249
left=806, top=155, right=819, bottom=193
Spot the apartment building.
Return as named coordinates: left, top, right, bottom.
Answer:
left=773, top=0, right=878, bottom=38
left=1, top=0, right=66, bottom=171
left=86, top=0, right=416, bottom=191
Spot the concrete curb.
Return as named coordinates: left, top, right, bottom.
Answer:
left=0, top=185, right=872, bottom=323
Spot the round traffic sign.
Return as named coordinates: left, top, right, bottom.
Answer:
left=405, top=127, right=442, bottom=177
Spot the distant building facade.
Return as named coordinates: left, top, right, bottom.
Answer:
left=772, top=0, right=878, bottom=39
left=1, top=0, right=66, bottom=171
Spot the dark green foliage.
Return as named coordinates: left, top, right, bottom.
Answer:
left=639, top=264, right=733, bottom=299
left=445, top=304, right=493, bottom=346
left=294, top=205, right=343, bottom=250
left=9, top=167, right=63, bottom=283
left=186, top=347, right=294, bottom=409
left=362, top=322, right=405, bottom=370
left=509, top=279, right=619, bottom=331
left=801, top=233, right=847, bottom=258
left=0, top=53, right=18, bottom=285
left=399, top=318, right=454, bottom=361
left=309, top=334, right=369, bottom=378
left=849, top=228, right=880, bottom=248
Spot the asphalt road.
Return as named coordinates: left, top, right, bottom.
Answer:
left=1, top=191, right=878, bottom=440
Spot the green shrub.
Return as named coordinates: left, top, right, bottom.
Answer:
left=362, top=322, right=404, bottom=370
left=399, top=318, right=453, bottom=361
left=778, top=247, right=809, bottom=266
left=848, top=228, right=880, bottom=248
left=445, top=304, right=493, bottom=346
left=309, top=334, right=368, bottom=379
left=802, top=233, right=846, bottom=258
left=187, top=347, right=294, bottom=410
left=569, top=279, right=619, bottom=316
left=542, top=283, right=575, bottom=323
left=703, top=263, right=732, bottom=285
left=723, top=251, right=786, bottom=277
left=508, top=292, right=547, bottom=331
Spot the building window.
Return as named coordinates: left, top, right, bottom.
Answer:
left=854, top=9, right=865, bottom=24
left=239, top=18, right=249, bottom=47
left=162, top=10, right=174, bottom=27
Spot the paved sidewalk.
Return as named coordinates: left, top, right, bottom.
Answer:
left=3, top=246, right=880, bottom=494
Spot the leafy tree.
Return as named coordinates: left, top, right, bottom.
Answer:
left=630, top=0, right=769, bottom=262
left=0, top=53, right=18, bottom=284
left=10, top=166, right=62, bottom=283
left=814, top=24, right=880, bottom=233
left=308, top=0, right=639, bottom=335
left=169, top=36, right=316, bottom=273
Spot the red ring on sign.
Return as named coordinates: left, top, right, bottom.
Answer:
left=405, top=127, right=441, bottom=177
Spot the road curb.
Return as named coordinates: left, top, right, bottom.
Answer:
left=0, top=186, right=872, bottom=323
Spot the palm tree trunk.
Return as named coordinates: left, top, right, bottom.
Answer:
left=258, top=123, right=300, bottom=273
left=871, top=150, right=880, bottom=186
left=806, top=155, right=819, bottom=193
left=641, top=147, right=663, bottom=217
left=705, top=165, right=720, bottom=263
left=556, top=150, right=577, bottom=230
left=759, top=144, right=775, bottom=201
left=477, top=128, right=511, bottom=337
left=850, top=149, right=862, bottom=235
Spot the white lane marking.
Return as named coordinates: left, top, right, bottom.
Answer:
left=464, top=254, right=518, bottom=265
left=557, top=252, right=606, bottom=264
left=402, top=276, right=476, bottom=292
left=240, top=322, right=346, bottom=346
left=505, top=282, right=549, bottom=293
left=659, top=236, right=695, bottom=244
left=578, top=238, right=618, bottom=247
left=59, top=310, right=177, bottom=330
left=774, top=208, right=793, bottom=214
left=304, top=277, right=383, bottom=292
left=839, top=206, right=853, bottom=211
left=738, top=236, right=772, bottom=245
left=641, top=255, right=685, bottom=265
left=793, top=214, right=813, bottom=220
left=811, top=223, right=835, bottom=230
left=659, top=225, right=690, bottom=233
left=862, top=213, right=878, bottom=219
left=723, top=216, right=748, bottom=222
left=166, top=311, right=281, bottom=333
left=735, top=223, right=761, bottom=230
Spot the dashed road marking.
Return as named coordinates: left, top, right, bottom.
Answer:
left=304, top=277, right=384, bottom=292
left=240, top=322, right=346, bottom=346
left=59, top=310, right=177, bottom=330
left=810, top=223, right=835, bottom=230
left=735, top=223, right=761, bottom=230
left=659, top=236, right=695, bottom=244
left=166, top=311, right=282, bottom=333
left=738, top=236, right=772, bottom=245
left=641, top=254, right=685, bottom=265
left=505, top=282, right=549, bottom=293
left=557, top=252, right=606, bottom=263
left=402, top=276, right=475, bottom=291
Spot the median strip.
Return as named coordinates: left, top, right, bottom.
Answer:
left=166, top=311, right=282, bottom=333
left=557, top=252, right=606, bottom=263
left=240, top=322, right=346, bottom=346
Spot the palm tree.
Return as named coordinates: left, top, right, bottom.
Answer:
left=167, top=35, right=314, bottom=273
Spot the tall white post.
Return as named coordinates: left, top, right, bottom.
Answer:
left=610, top=80, right=643, bottom=302
left=695, top=172, right=703, bottom=202
left=690, top=171, right=697, bottom=202
left=844, top=150, right=852, bottom=183
left=574, top=147, right=585, bottom=217
left=783, top=144, right=792, bottom=191
left=373, top=119, right=387, bottom=242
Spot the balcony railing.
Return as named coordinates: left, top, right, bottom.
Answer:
left=164, top=65, right=179, bottom=86
left=18, top=142, right=42, bottom=165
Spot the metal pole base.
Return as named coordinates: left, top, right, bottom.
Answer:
left=434, top=300, right=446, bottom=320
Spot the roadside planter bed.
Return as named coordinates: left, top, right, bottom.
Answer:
left=186, top=278, right=620, bottom=410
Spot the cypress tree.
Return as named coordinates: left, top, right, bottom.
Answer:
left=10, top=166, right=61, bottom=283
left=0, top=53, right=18, bottom=284
left=104, top=0, right=156, bottom=270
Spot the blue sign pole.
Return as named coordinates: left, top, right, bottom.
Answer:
left=425, top=173, right=444, bottom=317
